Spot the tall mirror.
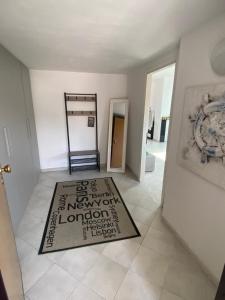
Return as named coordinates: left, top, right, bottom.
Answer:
left=107, top=99, right=128, bottom=173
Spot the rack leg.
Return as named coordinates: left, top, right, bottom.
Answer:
left=68, top=156, right=72, bottom=175
left=97, top=152, right=100, bottom=171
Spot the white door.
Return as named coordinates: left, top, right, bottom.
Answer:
left=0, top=164, right=24, bottom=300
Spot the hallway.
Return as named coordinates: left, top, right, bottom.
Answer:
left=16, top=167, right=216, bottom=300
left=146, top=140, right=167, bottom=162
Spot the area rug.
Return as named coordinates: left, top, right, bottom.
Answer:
left=39, top=177, right=140, bottom=254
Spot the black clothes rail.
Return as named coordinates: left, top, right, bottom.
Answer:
left=64, top=93, right=100, bottom=174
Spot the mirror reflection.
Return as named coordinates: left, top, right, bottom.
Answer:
left=107, top=99, right=128, bottom=173
left=111, top=103, right=126, bottom=168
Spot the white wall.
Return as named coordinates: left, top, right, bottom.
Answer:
left=162, top=13, right=225, bottom=282
left=148, top=65, right=175, bottom=142
left=30, top=70, right=127, bottom=170
left=127, top=47, right=178, bottom=179
left=149, top=77, right=164, bottom=141
left=161, top=68, right=175, bottom=117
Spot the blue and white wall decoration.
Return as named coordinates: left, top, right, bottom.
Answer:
left=178, top=83, right=225, bottom=190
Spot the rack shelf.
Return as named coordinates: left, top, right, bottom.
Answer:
left=66, top=95, right=96, bottom=102
left=71, top=165, right=98, bottom=172
left=69, top=150, right=98, bottom=156
left=64, top=93, right=100, bottom=174
left=67, top=110, right=96, bottom=116
left=71, top=157, right=97, bottom=165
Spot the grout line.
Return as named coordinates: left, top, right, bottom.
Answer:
left=16, top=237, right=37, bottom=262
left=24, top=262, right=54, bottom=295
left=163, top=216, right=219, bottom=286
left=55, top=248, right=102, bottom=283
left=65, top=284, right=79, bottom=300
left=113, top=269, right=129, bottom=300
left=20, top=169, right=165, bottom=299
left=79, top=276, right=107, bottom=300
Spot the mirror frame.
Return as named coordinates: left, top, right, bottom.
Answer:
left=210, top=37, right=225, bottom=76
left=107, top=98, right=129, bottom=173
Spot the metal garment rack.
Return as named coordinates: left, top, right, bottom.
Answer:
left=64, top=93, right=100, bottom=174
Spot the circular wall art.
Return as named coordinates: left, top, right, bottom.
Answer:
left=188, top=92, right=225, bottom=164
left=179, top=83, right=225, bottom=190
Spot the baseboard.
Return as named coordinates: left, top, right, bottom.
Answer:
left=126, top=164, right=139, bottom=181
left=41, top=167, right=68, bottom=172
left=162, top=215, right=218, bottom=286
left=41, top=164, right=107, bottom=173
left=40, top=164, right=139, bottom=183
left=100, top=163, right=107, bottom=170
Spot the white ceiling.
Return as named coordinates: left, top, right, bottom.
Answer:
left=0, top=0, right=224, bottom=73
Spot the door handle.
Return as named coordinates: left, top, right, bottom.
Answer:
left=0, top=165, right=11, bottom=174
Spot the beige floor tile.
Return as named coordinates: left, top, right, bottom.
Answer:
left=19, top=220, right=45, bottom=250
left=138, top=196, right=159, bottom=211
left=16, top=237, right=34, bottom=262
left=142, top=227, right=176, bottom=257
left=16, top=159, right=216, bottom=300
left=172, top=241, right=195, bottom=266
left=160, top=290, right=183, bottom=300
left=16, top=213, right=42, bottom=237
left=125, top=203, right=136, bottom=214
left=123, top=187, right=148, bottom=206
left=45, top=250, right=65, bottom=263
left=131, top=246, right=171, bottom=287
left=133, top=220, right=149, bottom=244
left=164, top=260, right=216, bottom=300
left=58, top=247, right=100, bottom=280
left=82, top=255, right=127, bottom=300
left=131, top=206, right=157, bottom=226
left=103, top=239, right=140, bottom=268
left=90, top=243, right=107, bottom=253
left=32, top=184, right=54, bottom=200
left=68, top=283, right=105, bottom=300
left=21, top=250, right=52, bottom=292
left=115, top=270, right=161, bottom=300
left=26, top=194, right=50, bottom=221
left=38, top=174, right=57, bottom=188
left=27, top=264, right=78, bottom=300
left=151, top=212, right=169, bottom=233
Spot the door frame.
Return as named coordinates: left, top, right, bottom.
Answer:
left=140, top=62, right=177, bottom=208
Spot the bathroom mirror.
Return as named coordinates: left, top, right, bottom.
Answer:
left=210, top=38, right=225, bottom=76
left=107, top=99, right=128, bottom=173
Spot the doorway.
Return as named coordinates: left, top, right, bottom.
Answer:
left=141, top=64, right=176, bottom=204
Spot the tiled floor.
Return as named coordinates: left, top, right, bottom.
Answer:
left=146, top=140, right=167, bottom=162
left=16, top=159, right=216, bottom=300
